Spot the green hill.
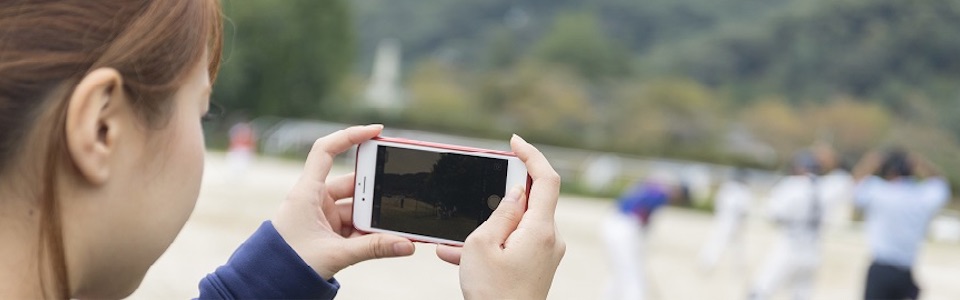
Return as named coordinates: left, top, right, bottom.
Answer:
left=353, top=0, right=960, bottom=134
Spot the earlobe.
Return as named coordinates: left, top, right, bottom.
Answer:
left=65, top=68, right=125, bottom=185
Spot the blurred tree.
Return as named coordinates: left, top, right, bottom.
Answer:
left=214, top=0, right=353, bottom=118
left=351, top=0, right=960, bottom=146
left=741, top=97, right=812, bottom=160
left=809, top=97, right=892, bottom=155
left=501, top=64, right=596, bottom=143
left=610, top=78, right=723, bottom=153
left=894, top=91, right=953, bottom=134
left=405, top=59, right=480, bottom=130
left=654, top=0, right=960, bottom=106
left=483, top=26, right=521, bottom=70
left=533, top=11, right=630, bottom=80
left=886, top=124, right=960, bottom=192
left=353, top=0, right=794, bottom=71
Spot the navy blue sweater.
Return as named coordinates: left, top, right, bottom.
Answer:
left=198, top=221, right=340, bottom=299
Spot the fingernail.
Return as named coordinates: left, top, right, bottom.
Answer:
left=393, top=241, right=414, bottom=256
left=512, top=134, right=526, bottom=143
left=503, top=185, right=523, bottom=202
left=367, top=124, right=384, bottom=130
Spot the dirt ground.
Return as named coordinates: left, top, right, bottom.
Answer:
left=126, top=153, right=960, bottom=300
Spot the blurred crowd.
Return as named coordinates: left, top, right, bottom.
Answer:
left=603, top=146, right=950, bottom=300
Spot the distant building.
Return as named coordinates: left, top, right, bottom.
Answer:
left=364, top=38, right=405, bottom=115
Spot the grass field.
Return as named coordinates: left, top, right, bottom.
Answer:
left=127, top=153, right=960, bottom=300
left=377, top=195, right=478, bottom=242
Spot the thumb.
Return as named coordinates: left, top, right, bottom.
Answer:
left=341, top=234, right=415, bottom=265
left=469, top=185, right=527, bottom=245
left=435, top=244, right=462, bottom=265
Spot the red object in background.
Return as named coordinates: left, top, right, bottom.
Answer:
left=229, top=122, right=256, bottom=152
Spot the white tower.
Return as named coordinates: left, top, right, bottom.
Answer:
left=364, top=38, right=404, bottom=114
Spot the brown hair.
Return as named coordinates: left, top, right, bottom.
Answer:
left=0, top=0, right=222, bottom=297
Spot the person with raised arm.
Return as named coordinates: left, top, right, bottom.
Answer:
left=852, top=149, right=949, bottom=300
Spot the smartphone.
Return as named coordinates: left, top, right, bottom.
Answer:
left=353, top=137, right=529, bottom=245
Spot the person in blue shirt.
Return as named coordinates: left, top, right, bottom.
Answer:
left=617, top=180, right=671, bottom=227
left=852, top=149, right=949, bottom=300
left=601, top=175, right=674, bottom=300
left=0, top=1, right=565, bottom=299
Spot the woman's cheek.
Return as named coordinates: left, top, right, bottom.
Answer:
left=183, top=119, right=205, bottom=197
left=164, top=114, right=205, bottom=217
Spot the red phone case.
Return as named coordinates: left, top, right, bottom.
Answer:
left=352, top=135, right=534, bottom=245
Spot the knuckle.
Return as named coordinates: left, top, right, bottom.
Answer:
left=534, top=226, right=563, bottom=247
left=556, top=239, right=567, bottom=257
left=369, top=235, right=388, bottom=258
left=541, top=232, right=557, bottom=245
left=312, top=134, right=332, bottom=150
left=465, top=231, right=488, bottom=245
left=320, top=129, right=349, bottom=145
left=531, top=228, right=556, bottom=246
left=542, top=172, right=562, bottom=187
left=492, top=209, right=521, bottom=225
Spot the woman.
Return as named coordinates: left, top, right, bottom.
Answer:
left=0, top=1, right=565, bottom=299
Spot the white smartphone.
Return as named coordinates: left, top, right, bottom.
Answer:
left=353, top=136, right=529, bottom=245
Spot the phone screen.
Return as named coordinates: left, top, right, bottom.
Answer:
left=371, top=145, right=508, bottom=242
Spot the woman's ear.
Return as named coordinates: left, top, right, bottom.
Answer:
left=65, top=68, right=126, bottom=185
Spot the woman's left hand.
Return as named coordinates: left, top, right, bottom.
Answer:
left=272, top=124, right=415, bottom=280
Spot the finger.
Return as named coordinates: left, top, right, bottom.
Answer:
left=510, top=135, right=560, bottom=222
left=467, top=185, right=526, bottom=245
left=342, top=233, right=415, bottom=264
left=302, top=124, right=382, bottom=183
left=335, top=199, right=354, bottom=237
left=435, top=245, right=462, bottom=265
left=327, top=172, right=357, bottom=200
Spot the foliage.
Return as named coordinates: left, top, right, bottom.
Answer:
left=808, top=98, right=892, bottom=156
left=499, top=64, right=597, bottom=143
left=649, top=0, right=960, bottom=105
left=533, top=12, right=630, bottom=80
left=348, top=0, right=960, bottom=182
left=214, top=0, right=353, bottom=118
left=405, top=60, right=481, bottom=129
left=212, top=0, right=960, bottom=191
left=740, top=97, right=813, bottom=159
left=609, top=79, right=723, bottom=154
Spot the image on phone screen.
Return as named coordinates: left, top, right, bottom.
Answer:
left=371, top=145, right=508, bottom=242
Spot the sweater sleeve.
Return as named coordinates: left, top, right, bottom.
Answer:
left=197, top=221, right=340, bottom=299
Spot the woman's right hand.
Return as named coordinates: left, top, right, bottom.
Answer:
left=272, top=125, right=415, bottom=281
left=436, top=135, right=566, bottom=299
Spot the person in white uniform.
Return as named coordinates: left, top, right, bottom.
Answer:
left=748, top=151, right=837, bottom=300
left=699, top=168, right=753, bottom=276
left=812, top=144, right=856, bottom=230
